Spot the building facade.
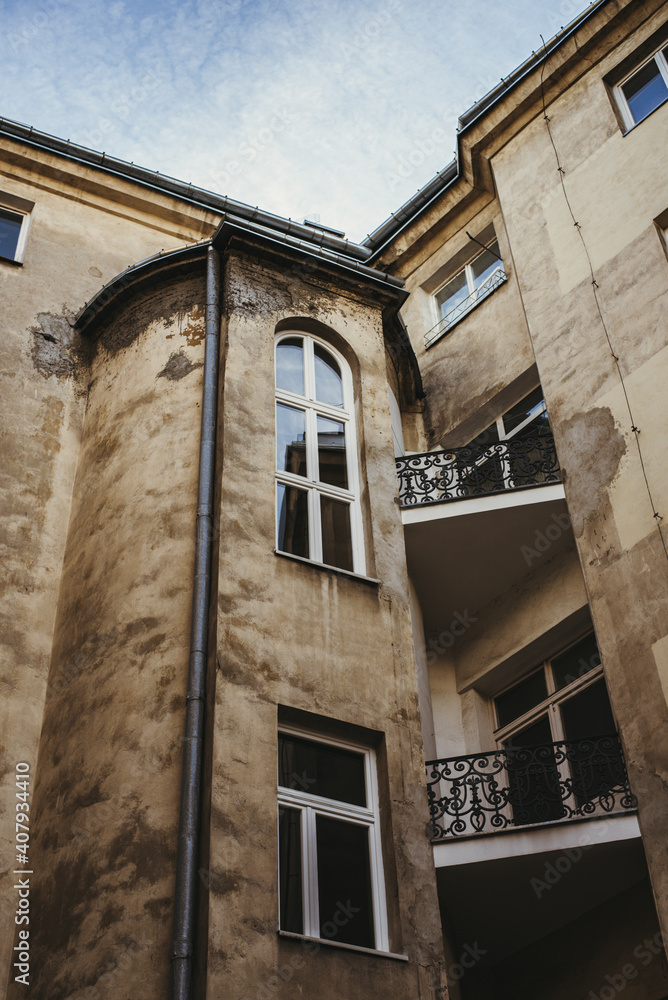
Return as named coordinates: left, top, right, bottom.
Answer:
left=1, top=1, right=667, bottom=998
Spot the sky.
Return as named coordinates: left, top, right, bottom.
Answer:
left=1, top=0, right=591, bottom=242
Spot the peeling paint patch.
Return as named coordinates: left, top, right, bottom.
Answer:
left=30, top=310, right=82, bottom=380
left=183, top=303, right=206, bottom=346
left=558, top=407, right=626, bottom=535
left=157, top=350, right=203, bottom=381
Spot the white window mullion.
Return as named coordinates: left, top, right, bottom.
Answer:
left=309, top=488, right=321, bottom=563
left=305, top=407, right=318, bottom=483
left=304, top=337, right=316, bottom=401
left=304, top=806, right=319, bottom=938
left=303, top=407, right=320, bottom=561
left=657, top=50, right=668, bottom=87
left=364, top=752, right=388, bottom=951
left=463, top=262, right=472, bottom=296
left=549, top=703, right=565, bottom=743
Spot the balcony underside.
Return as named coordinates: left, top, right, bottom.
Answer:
left=402, top=485, right=568, bottom=630
left=436, top=833, right=653, bottom=994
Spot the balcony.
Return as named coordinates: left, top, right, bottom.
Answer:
left=425, top=735, right=637, bottom=842
left=396, top=432, right=561, bottom=509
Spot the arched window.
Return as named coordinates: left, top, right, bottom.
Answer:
left=275, top=333, right=364, bottom=574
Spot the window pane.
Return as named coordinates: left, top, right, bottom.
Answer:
left=278, top=734, right=366, bottom=806
left=560, top=679, right=615, bottom=741
left=317, top=416, right=348, bottom=489
left=504, top=715, right=566, bottom=824
left=276, top=403, right=307, bottom=477
left=436, top=270, right=469, bottom=319
left=560, top=680, right=622, bottom=805
left=276, top=337, right=304, bottom=395
left=622, top=59, right=668, bottom=124
left=466, top=421, right=499, bottom=450
left=277, top=483, right=309, bottom=558
left=495, top=669, right=548, bottom=729
left=279, top=806, right=303, bottom=934
left=470, top=241, right=501, bottom=289
left=0, top=209, right=22, bottom=260
left=320, top=495, right=354, bottom=571
left=552, top=633, right=601, bottom=691
left=502, top=386, right=546, bottom=436
left=316, top=816, right=374, bottom=948
left=314, top=344, right=344, bottom=408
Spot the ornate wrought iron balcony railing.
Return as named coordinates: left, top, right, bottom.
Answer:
left=425, top=267, right=507, bottom=348
left=395, top=433, right=561, bottom=508
left=425, top=735, right=637, bottom=841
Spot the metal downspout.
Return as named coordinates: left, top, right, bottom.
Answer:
left=171, top=243, right=220, bottom=999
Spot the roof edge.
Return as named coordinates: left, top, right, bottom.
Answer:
left=363, top=0, right=610, bottom=257
left=0, top=117, right=371, bottom=263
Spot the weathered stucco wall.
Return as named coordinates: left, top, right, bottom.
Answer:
left=491, top=5, right=668, bottom=936
left=5, top=271, right=207, bottom=1000
left=390, top=197, right=537, bottom=449
left=204, top=250, right=447, bottom=999
left=0, top=144, right=216, bottom=998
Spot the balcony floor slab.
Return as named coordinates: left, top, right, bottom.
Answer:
left=432, top=812, right=640, bottom=868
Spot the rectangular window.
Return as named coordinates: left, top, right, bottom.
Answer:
left=427, top=239, right=505, bottom=347
left=277, top=728, right=388, bottom=951
left=492, top=634, right=625, bottom=824
left=615, top=43, right=668, bottom=130
left=0, top=193, right=34, bottom=265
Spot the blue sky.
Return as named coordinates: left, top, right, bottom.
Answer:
left=1, top=0, right=590, bottom=241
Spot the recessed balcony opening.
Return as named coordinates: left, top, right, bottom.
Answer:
left=436, top=840, right=667, bottom=1000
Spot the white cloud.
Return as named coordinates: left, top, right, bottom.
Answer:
left=0, top=0, right=591, bottom=240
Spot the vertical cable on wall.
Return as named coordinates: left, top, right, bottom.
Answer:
left=538, top=34, right=668, bottom=563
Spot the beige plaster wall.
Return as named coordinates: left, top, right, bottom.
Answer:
left=0, top=146, right=216, bottom=998
left=204, top=250, right=447, bottom=999
left=491, top=6, right=668, bottom=935
left=4, top=272, right=207, bottom=1000
left=390, top=198, right=537, bottom=449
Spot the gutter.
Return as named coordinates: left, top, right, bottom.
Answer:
left=0, top=116, right=371, bottom=262
left=363, top=0, right=609, bottom=260
left=171, top=243, right=220, bottom=1000
left=213, top=213, right=406, bottom=295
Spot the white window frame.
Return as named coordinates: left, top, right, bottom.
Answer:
left=615, top=42, right=668, bottom=131
left=426, top=240, right=506, bottom=347
left=459, top=386, right=548, bottom=490
left=275, top=332, right=365, bottom=574
left=277, top=726, right=389, bottom=952
left=0, top=199, right=33, bottom=265
left=490, top=635, right=621, bottom=824
left=493, top=658, right=608, bottom=748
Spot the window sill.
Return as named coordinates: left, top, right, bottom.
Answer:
left=275, top=549, right=379, bottom=586
left=0, top=255, right=23, bottom=267
left=278, top=930, right=408, bottom=961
